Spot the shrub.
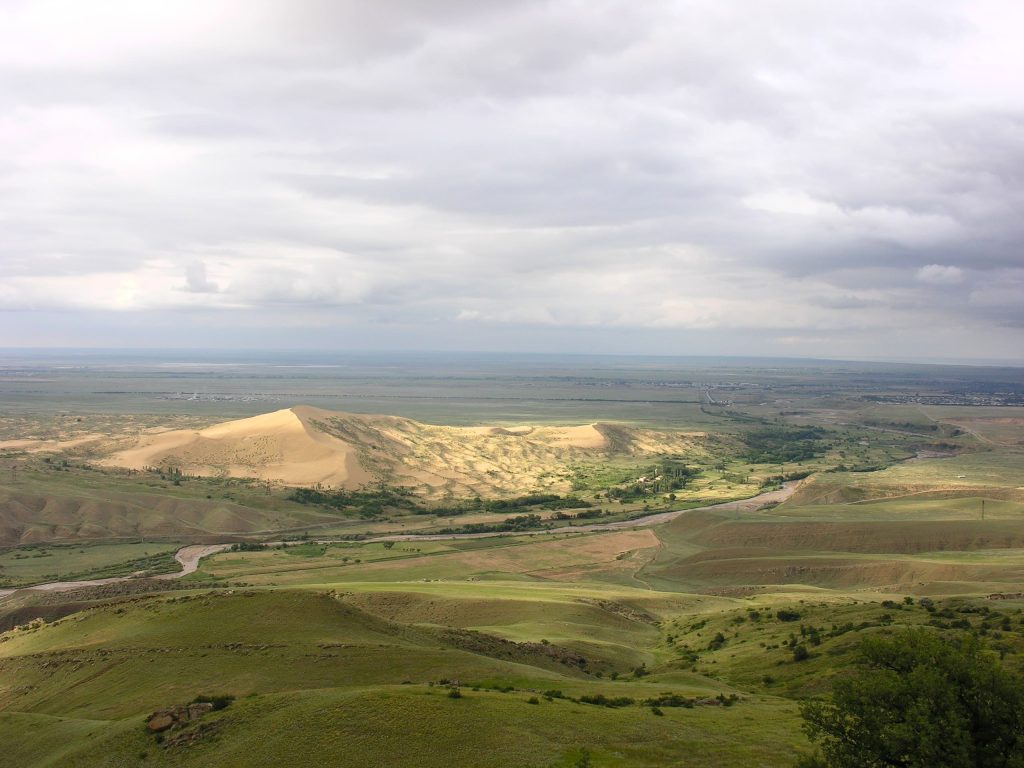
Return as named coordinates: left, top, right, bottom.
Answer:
left=190, top=694, right=234, bottom=711
left=801, top=629, right=1024, bottom=767
left=708, top=632, right=727, bottom=650
left=578, top=693, right=634, bottom=708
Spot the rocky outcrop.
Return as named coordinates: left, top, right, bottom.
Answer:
left=145, top=702, right=214, bottom=733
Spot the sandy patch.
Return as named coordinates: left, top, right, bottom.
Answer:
left=0, top=434, right=105, bottom=452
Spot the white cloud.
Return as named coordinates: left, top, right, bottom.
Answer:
left=0, top=1, right=1021, bottom=359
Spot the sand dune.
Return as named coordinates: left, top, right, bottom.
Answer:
left=100, top=406, right=709, bottom=497
left=467, top=423, right=607, bottom=449
left=101, top=406, right=370, bottom=488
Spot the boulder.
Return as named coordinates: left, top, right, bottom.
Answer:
left=146, top=712, right=176, bottom=733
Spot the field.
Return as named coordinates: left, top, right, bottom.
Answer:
left=0, top=541, right=181, bottom=588
left=1, top=353, right=1023, bottom=766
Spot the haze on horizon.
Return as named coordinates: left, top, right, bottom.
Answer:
left=1, top=1, right=1022, bottom=363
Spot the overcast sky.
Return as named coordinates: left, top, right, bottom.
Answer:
left=1, top=1, right=1022, bottom=361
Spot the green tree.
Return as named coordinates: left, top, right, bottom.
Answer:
left=801, top=628, right=1024, bottom=767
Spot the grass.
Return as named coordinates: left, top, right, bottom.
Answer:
left=6, top=575, right=1021, bottom=766
left=0, top=462, right=359, bottom=547
left=0, top=588, right=810, bottom=767
left=43, top=687, right=807, bottom=768
left=0, top=541, right=181, bottom=587
left=198, top=530, right=662, bottom=590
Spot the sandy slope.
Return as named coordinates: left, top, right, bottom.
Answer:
left=100, top=405, right=710, bottom=497
left=0, top=434, right=104, bottom=452
left=465, top=424, right=608, bottom=449
left=100, top=406, right=370, bottom=488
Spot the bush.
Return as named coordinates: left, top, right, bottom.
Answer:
left=578, top=693, right=634, bottom=708
left=801, top=629, right=1024, bottom=767
left=643, top=693, right=695, bottom=708
left=190, top=694, right=234, bottom=711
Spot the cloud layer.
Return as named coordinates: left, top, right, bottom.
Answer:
left=1, top=0, right=1022, bottom=360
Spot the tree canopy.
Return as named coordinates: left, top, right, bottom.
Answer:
left=801, top=628, right=1024, bottom=768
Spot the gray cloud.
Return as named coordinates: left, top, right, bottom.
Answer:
left=0, top=0, right=1022, bottom=360
left=184, top=260, right=218, bottom=293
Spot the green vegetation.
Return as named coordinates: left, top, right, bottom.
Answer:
left=287, top=485, right=420, bottom=517
left=802, top=629, right=1024, bottom=767
left=0, top=542, right=181, bottom=587
left=743, top=427, right=828, bottom=464
left=437, top=514, right=549, bottom=534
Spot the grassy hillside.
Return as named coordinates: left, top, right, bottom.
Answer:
left=0, top=588, right=809, bottom=767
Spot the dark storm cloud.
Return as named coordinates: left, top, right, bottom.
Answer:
left=0, top=0, right=1022, bottom=360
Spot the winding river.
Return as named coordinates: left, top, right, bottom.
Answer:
left=0, top=482, right=797, bottom=601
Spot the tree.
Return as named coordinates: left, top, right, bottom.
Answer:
left=801, top=628, right=1024, bottom=768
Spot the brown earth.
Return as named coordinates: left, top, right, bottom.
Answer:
left=0, top=489, right=339, bottom=546
left=674, top=513, right=1024, bottom=554
left=651, top=551, right=1010, bottom=590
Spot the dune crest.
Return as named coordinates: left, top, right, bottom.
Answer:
left=101, top=406, right=709, bottom=497
left=101, top=407, right=370, bottom=488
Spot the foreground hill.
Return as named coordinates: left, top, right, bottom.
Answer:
left=100, top=405, right=713, bottom=498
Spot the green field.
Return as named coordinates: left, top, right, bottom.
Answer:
left=0, top=541, right=181, bottom=588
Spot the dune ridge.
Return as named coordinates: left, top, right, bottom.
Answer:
left=101, top=406, right=369, bottom=488
left=100, top=405, right=709, bottom=498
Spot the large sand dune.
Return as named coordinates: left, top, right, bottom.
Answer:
left=101, top=406, right=370, bottom=488
left=100, top=406, right=710, bottom=497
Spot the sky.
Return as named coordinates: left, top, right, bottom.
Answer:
left=1, top=1, right=1023, bottom=362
